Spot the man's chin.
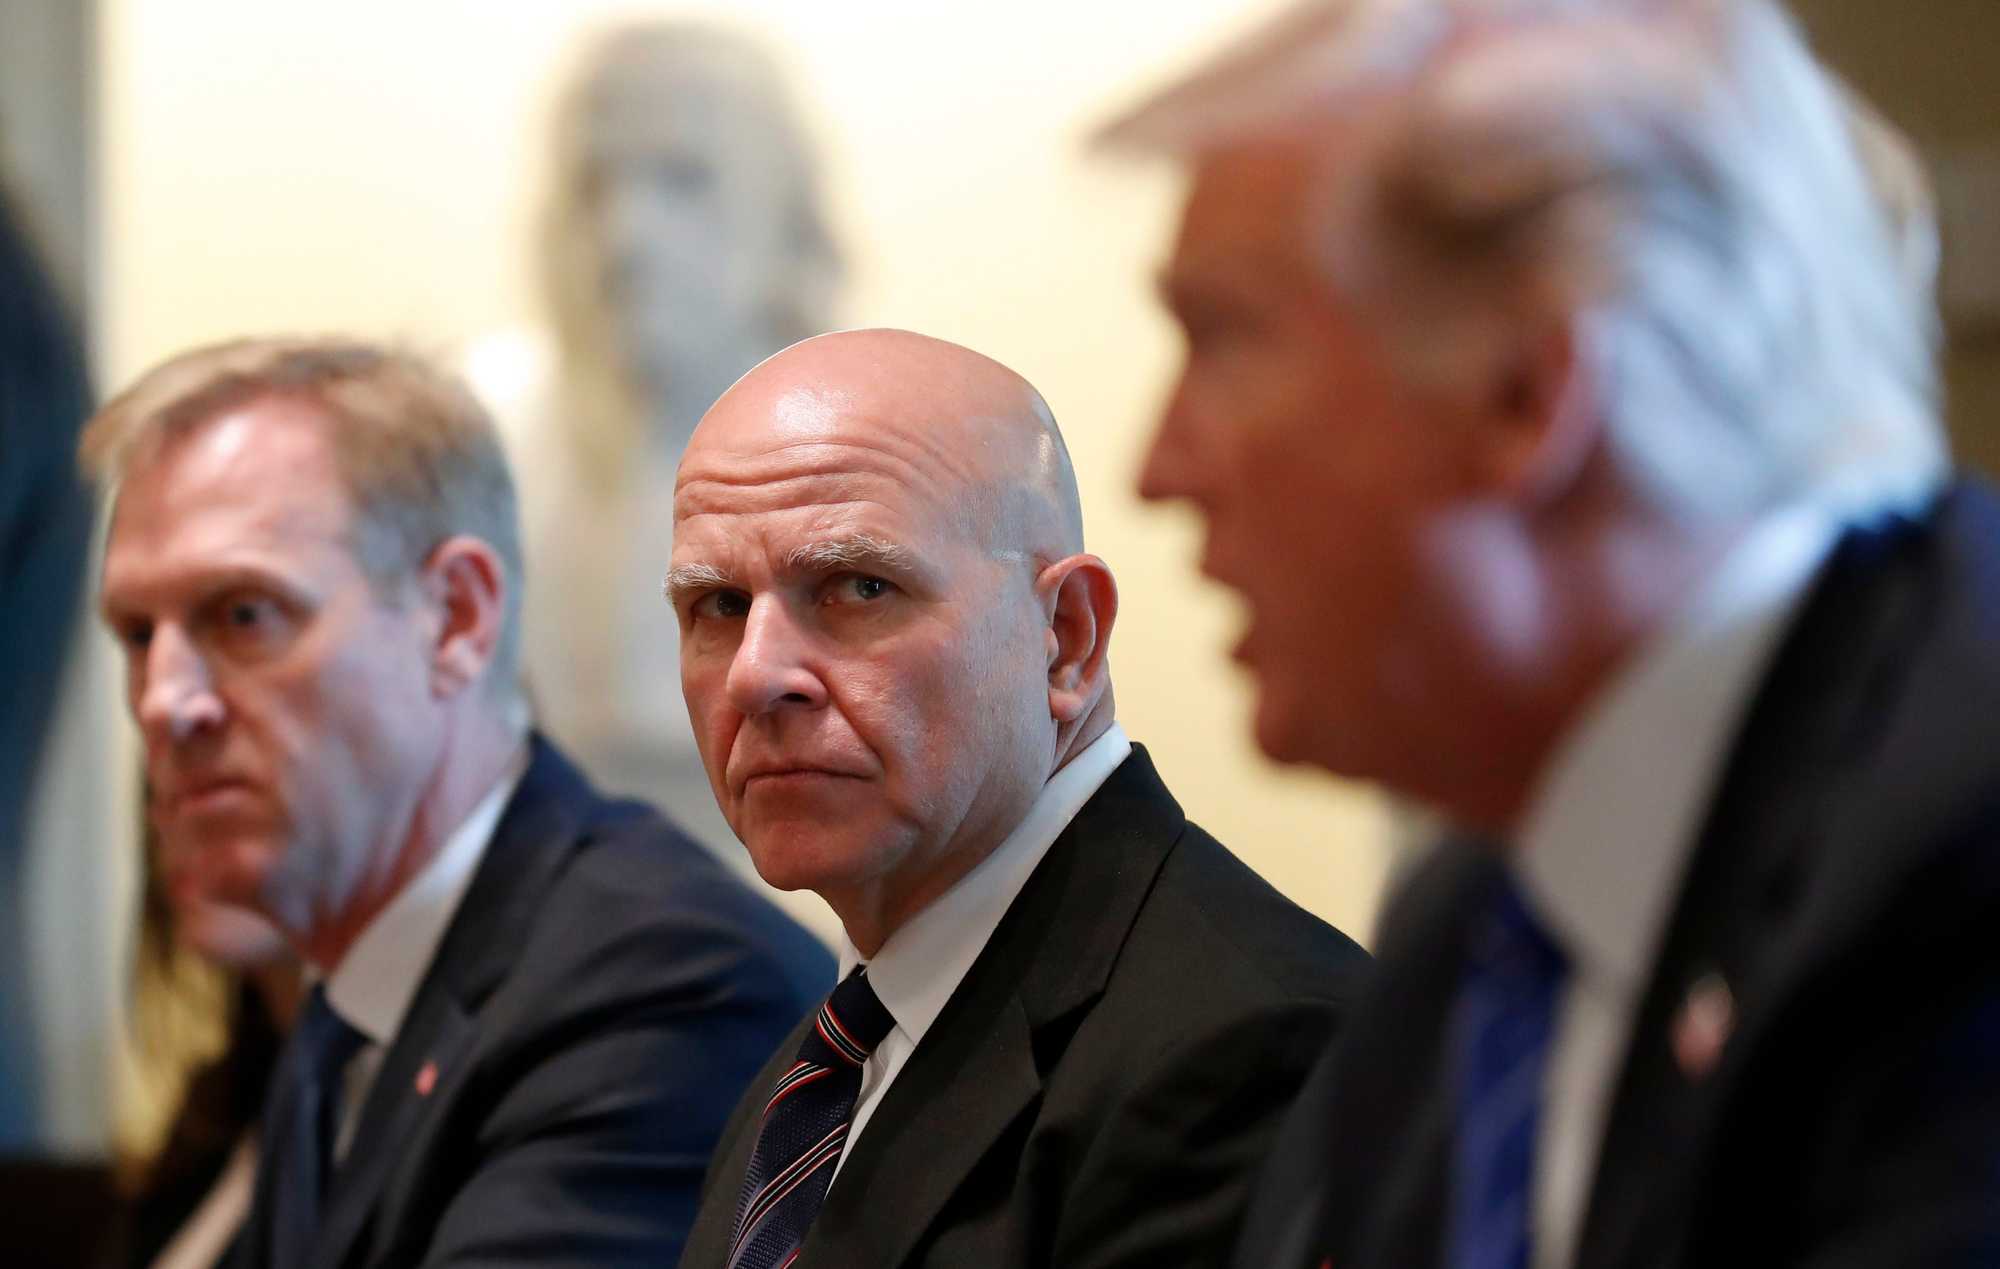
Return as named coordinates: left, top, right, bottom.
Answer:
left=743, top=847, right=847, bottom=896
left=739, top=824, right=886, bottom=898
left=1250, top=683, right=1311, bottom=763
left=1254, top=689, right=1397, bottom=789
left=163, top=832, right=279, bottom=913
left=181, top=901, right=292, bottom=970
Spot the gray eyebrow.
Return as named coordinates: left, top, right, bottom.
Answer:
left=663, top=536, right=918, bottom=607
left=785, top=536, right=916, bottom=575
left=662, top=562, right=731, bottom=606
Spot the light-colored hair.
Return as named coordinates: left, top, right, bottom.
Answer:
left=81, top=337, right=528, bottom=696
left=1102, top=0, right=1945, bottom=521
left=539, top=21, right=843, bottom=489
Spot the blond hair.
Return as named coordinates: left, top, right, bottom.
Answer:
left=1102, top=0, right=1944, bottom=521
left=82, top=337, right=527, bottom=692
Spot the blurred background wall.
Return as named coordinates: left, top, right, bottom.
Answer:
left=1, top=0, right=1990, bottom=1163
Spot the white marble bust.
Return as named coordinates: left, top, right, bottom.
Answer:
left=469, top=22, right=843, bottom=935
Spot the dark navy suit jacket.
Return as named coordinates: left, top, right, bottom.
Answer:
left=1235, top=482, right=2000, bottom=1269
left=233, top=734, right=833, bottom=1269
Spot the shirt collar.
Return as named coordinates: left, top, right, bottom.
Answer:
left=1514, top=501, right=1844, bottom=995
left=327, top=746, right=528, bottom=1045
left=838, top=723, right=1133, bottom=1047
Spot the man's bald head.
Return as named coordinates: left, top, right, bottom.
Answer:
left=669, top=328, right=1117, bottom=954
left=683, top=328, right=1085, bottom=563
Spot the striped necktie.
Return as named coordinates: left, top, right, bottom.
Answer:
left=726, top=966, right=895, bottom=1269
left=1448, top=875, right=1569, bottom=1269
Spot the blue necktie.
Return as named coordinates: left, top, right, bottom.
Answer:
left=726, top=966, right=894, bottom=1269
left=251, top=982, right=367, bottom=1269
left=1448, top=876, right=1568, bottom=1269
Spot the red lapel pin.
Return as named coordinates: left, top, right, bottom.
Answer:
left=415, top=1059, right=439, bottom=1096
left=1671, top=972, right=1735, bottom=1081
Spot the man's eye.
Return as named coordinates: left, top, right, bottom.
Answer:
left=208, top=592, right=296, bottom=656
left=692, top=590, right=751, bottom=620
left=825, top=574, right=893, bottom=606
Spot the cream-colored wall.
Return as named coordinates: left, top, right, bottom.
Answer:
left=96, top=0, right=1395, bottom=943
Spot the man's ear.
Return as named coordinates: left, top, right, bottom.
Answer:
left=1467, top=315, right=1597, bottom=507
left=1037, top=553, right=1118, bottom=724
left=420, top=535, right=507, bottom=698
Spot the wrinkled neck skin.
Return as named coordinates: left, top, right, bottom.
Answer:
left=835, top=685, right=1117, bottom=958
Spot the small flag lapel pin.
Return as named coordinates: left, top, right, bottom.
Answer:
left=1671, top=972, right=1735, bottom=1080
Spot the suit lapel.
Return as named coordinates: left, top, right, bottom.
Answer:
left=1331, top=844, right=1491, bottom=1269
left=309, top=1001, right=480, bottom=1269
left=800, top=746, right=1187, bottom=1269
left=1574, top=511, right=1934, bottom=1269
left=308, top=735, right=596, bottom=1269
left=680, top=1013, right=818, bottom=1269
left=804, top=991, right=1042, bottom=1268
left=1253, top=1029, right=1454, bottom=1269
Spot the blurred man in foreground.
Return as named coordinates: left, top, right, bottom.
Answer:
left=84, top=338, right=831, bottom=1268
left=1110, top=0, right=2000, bottom=1265
left=670, top=328, right=1369, bottom=1268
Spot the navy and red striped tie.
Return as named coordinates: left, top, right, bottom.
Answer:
left=725, top=966, right=895, bottom=1269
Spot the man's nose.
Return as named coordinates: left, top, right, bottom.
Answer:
left=136, top=623, right=225, bottom=745
left=724, top=597, right=829, bottom=716
left=1136, top=379, right=1206, bottom=505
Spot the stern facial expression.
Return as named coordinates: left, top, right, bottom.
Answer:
left=99, top=402, right=444, bottom=938
left=671, top=383, right=1052, bottom=915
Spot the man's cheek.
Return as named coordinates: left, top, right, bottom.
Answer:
left=704, top=713, right=746, bottom=801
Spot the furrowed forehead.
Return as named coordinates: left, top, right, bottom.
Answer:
left=669, top=516, right=923, bottom=575
left=98, top=494, right=356, bottom=630
left=673, top=427, right=988, bottom=565
left=674, top=426, right=981, bottom=513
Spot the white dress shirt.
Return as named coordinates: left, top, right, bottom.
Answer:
left=322, top=747, right=526, bottom=1158
left=830, top=723, right=1133, bottom=1180
left=1512, top=501, right=1846, bottom=1269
